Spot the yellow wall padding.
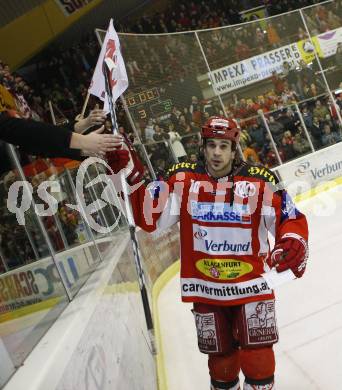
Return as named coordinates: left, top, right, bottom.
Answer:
left=0, top=0, right=102, bottom=69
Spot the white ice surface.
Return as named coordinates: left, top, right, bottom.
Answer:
left=158, top=185, right=342, bottom=390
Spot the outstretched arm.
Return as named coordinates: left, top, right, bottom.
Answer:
left=70, top=126, right=118, bottom=157
left=73, top=107, right=107, bottom=134
left=0, top=112, right=118, bottom=158
left=107, top=142, right=179, bottom=233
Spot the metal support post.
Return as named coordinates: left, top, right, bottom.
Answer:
left=294, top=103, right=315, bottom=153
left=260, top=112, right=283, bottom=165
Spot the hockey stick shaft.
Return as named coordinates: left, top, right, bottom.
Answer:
left=103, top=63, right=156, bottom=353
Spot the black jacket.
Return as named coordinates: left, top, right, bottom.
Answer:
left=0, top=112, right=81, bottom=159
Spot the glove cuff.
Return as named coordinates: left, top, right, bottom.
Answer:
left=271, top=231, right=309, bottom=278
left=127, top=169, right=144, bottom=185
left=280, top=232, right=308, bottom=249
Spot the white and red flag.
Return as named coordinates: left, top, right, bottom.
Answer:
left=89, top=19, right=128, bottom=107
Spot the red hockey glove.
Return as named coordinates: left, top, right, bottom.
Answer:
left=126, top=147, right=144, bottom=185
left=106, top=148, right=144, bottom=185
left=271, top=233, right=308, bottom=278
left=106, top=149, right=130, bottom=173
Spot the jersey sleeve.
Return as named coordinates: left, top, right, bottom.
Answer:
left=263, top=181, right=308, bottom=243
left=129, top=175, right=181, bottom=233
left=276, top=189, right=308, bottom=242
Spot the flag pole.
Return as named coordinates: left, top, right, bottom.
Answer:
left=103, top=62, right=156, bottom=355
left=75, top=92, right=90, bottom=121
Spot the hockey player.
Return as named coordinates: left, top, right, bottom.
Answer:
left=108, top=116, right=309, bottom=390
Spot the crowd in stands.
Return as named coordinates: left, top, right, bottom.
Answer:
left=0, top=0, right=341, bottom=173
left=137, top=88, right=341, bottom=178
left=0, top=59, right=107, bottom=269
left=6, top=0, right=339, bottom=125
left=0, top=61, right=44, bottom=120
left=125, top=0, right=333, bottom=34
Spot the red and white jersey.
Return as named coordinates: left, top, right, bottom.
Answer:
left=130, top=160, right=308, bottom=306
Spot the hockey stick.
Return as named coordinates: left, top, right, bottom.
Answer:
left=103, top=61, right=156, bottom=355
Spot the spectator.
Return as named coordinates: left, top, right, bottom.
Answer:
left=308, top=116, right=323, bottom=147
left=271, top=71, right=286, bottom=95
left=297, top=27, right=308, bottom=40
left=144, top=118, right=155, bottom=141
left=189, top=153, right=198, bottom=163
left=249, top=122, right=266, bottom=149
left=329, top=97, right=341, bottom=122
left=321, top=123, right=341, bottom=146
left=177, top=114, right=190, bottom=135
left=0, top=111, right=116, bottom=160
left=313, top=100, right=330, bottom=121
left=254, top=27, right=266, bottom=47
left=167, top=122, right=187, bottom=162
left=336, top=94, right=342, bottom=112
left=74, top=106, right=107, bottom=133
left=153, top=124, right=169, bottom=143
left=280, top=130, right=296, bottom=160
left=239, top=127, right=252, bottom=146
left=298, top=60, right=316, bottom=89
left=246, top=99, right=257, bottom=116
left=189, top=96, right=202, bottom=124
left=259, top=134, right=283, bottom=167
left=301, top=105, right=313, bottom=129
left=314, top=5, right=329, bottom=32
left=326, top=10, right=341, bottom=30
left=243, top=140, right=260, bottom=163
left=170, top=106, right=181, bottom=126
left=183, top=107, right=193, bottom=123
left=270, top=145, right=286, bottom=165
left=235, top=39, right=251, bottom=60
left=322, top=113, right=339, bottom=133
left=303, top=82, right=320, bottom=99
left=282, top=61, right=301, bottom=97
left=266, top=21, right=281, bottom=48
left=268, top=115, right=284, bottom=144
left=190, top=120, right=201, bottom=133
left=148, top=143, right=164, bottom=167
left=336, top=42, right=342, bottom=69
left=104, top=119, right=113, bottom=133
left=281, top=87, right=298, bottom=105
left=277, top=109, right=298, bottom=135
left=236, top=98, right=248, bottom=118
left=293, top=127, right=311, bottom=154
left=154, top=158, right=167, bottom=179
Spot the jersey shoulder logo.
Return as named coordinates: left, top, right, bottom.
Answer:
left=166, top=161, right=198, bottom=177
left=244, top=164, right=278, bottom=185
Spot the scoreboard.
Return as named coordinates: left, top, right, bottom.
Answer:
left=126, top=88, right=160, bottom=107
left=126, top=88, right=173, bottom=121
left=150, top=99, right=172, bottom=116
